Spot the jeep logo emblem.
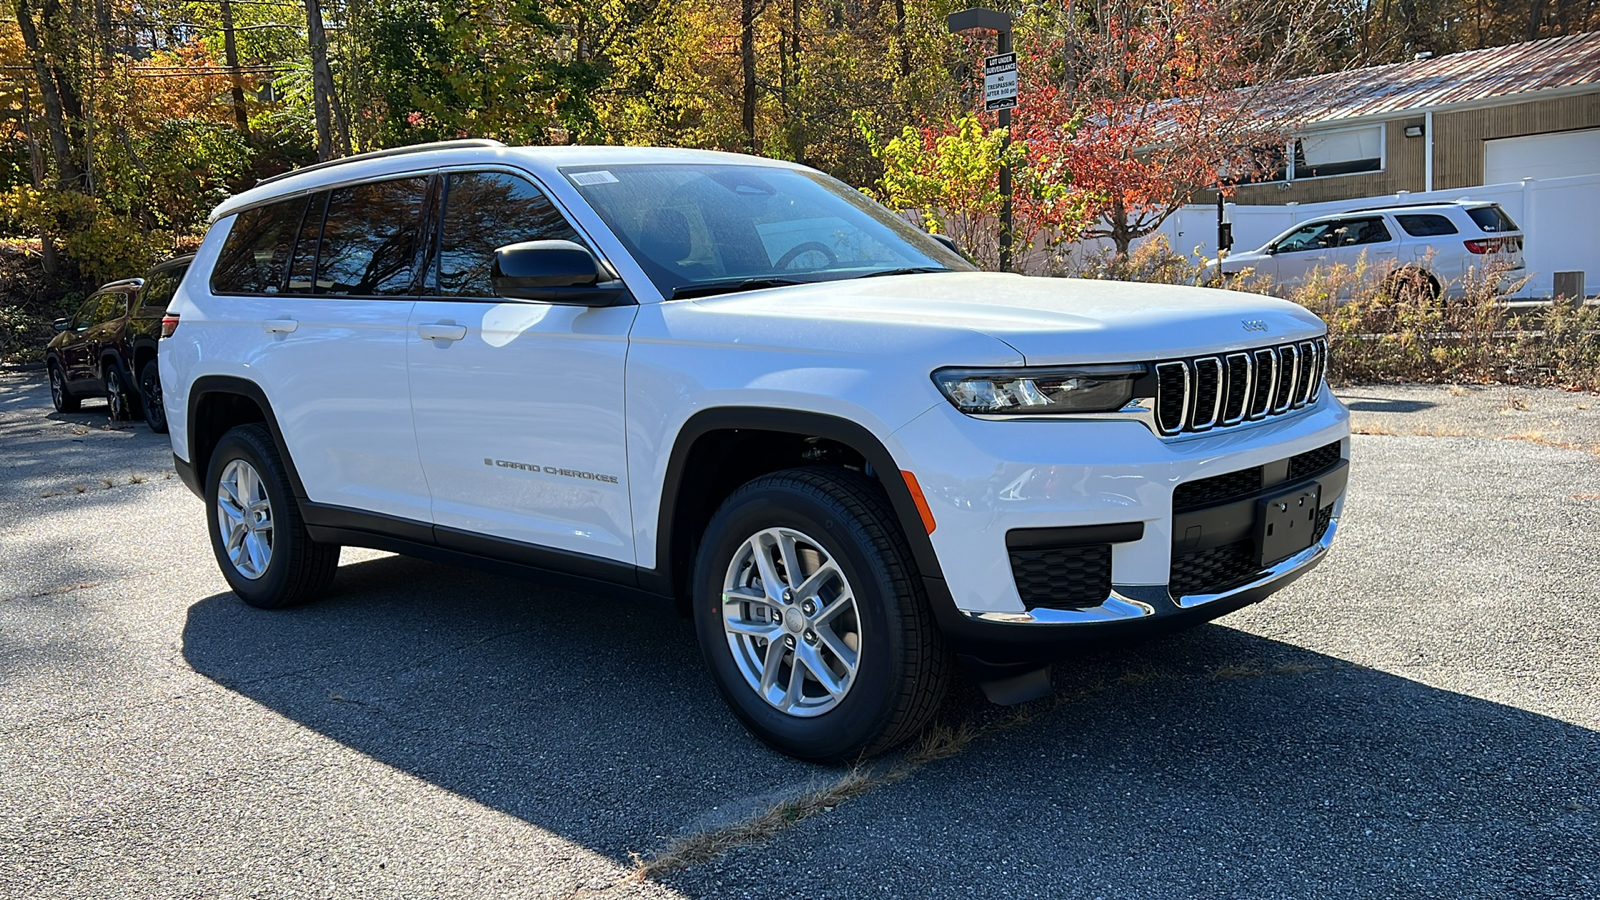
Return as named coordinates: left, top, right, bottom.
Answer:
left=1241, top=319, right=1269, bottom=333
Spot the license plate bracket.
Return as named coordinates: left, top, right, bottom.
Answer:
left=1256, top=484, right=1321, bottom=567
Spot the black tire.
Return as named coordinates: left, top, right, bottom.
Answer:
left=47, top=362, right=80, bottom=413
left=104, top=363, right=139, bottom=421
left=1384, top=268, right=1440, bottom=303
left=139, top=360, right=168, bottom=434
left=205, top=423, right=340, bottom=609
left=692, top=467, right=951, bottom=762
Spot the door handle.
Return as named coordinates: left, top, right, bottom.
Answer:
left=263, top=318, right=298, bottom=334
left=418, top=323, right=467, bottom=342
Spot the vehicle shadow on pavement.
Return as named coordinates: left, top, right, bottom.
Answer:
left=679, top=624, right=1599, bottom=897
left=179, top=551, right=826, bottom=863
left=182, top=553, right=1599, bottom=891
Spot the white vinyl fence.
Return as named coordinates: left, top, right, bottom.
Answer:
left=1051, top=173, right=1600, bottom=298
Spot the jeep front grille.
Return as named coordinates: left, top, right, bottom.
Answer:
left=1155, top=338, right=1327, bottom=437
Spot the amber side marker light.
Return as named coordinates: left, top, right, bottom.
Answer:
left=901, top=470, right=937, bottom=534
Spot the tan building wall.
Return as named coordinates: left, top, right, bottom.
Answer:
left=1434, top=93, right=1600, bottom=189
left=1204, top=116, right=1425, bottom=206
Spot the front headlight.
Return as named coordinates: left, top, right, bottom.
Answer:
left=932, top=364, right=1149, bottom=415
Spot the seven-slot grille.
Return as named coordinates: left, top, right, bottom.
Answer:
left=1155, top=338, right=1327, bottom=436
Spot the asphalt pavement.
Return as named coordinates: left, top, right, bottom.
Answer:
left=1, top=370, right=1596, bottom=899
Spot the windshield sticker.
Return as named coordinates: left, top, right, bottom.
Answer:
left=569, top=170, right=619, bottom=186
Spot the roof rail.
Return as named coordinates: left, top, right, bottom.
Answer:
left=255, top=139, right=507, bottom=188
left=1345, top=199, right=1483, bottom=213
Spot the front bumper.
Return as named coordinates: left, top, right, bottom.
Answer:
left=890, top=391, right=1350, bottom=656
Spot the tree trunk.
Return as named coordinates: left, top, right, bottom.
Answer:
left=306, top=0, right=339, bottom=160
left=13, top=0, right=82, bottom=190
left=740, top=0, right=757, bottom=154
left=21, top=84, right=57, bottom=274
left=894, top=0, right=909, bottom=79
left=220, top=0, right=251, bottom=136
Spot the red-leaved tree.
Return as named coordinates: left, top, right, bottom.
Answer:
left=1016, top=0, right=1322, bottom=257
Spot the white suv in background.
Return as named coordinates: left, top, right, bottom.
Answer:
left=1212, top=201, right=1526, bottom=298
left=161, top=141, right=1350, bottom=761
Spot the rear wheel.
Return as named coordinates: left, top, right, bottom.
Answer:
left=692, top=467, right=950, bottom=762
left=105, top=364, right=139, bottom=421
left=139, top=360, right=168, bottom=434
left=48, top=363, right=79, bottom=413
left=205, top=424, right=340, bottom=609
left=1384, top=268, right=1440, bottom=303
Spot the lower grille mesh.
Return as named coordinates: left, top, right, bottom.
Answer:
left=1010, top=544, right=1112, bottom=610
left=1169, top=503, right=1335, bottom=598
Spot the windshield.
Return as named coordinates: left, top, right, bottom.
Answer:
left=561, top=163, right=973, bottom=299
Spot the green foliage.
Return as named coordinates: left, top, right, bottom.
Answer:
left=97, top=120, right=251, bottom=233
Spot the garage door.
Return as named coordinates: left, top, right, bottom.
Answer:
left=1484, top=128, right=1600, bottom=183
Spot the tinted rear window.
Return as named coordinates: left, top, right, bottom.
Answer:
left=211, top=197, right=308, bottom=294
left=135, top=266, right=188, bottom=316
left=292, top=177, right=429, bottom=295
left=1467, top=206, right=1519, bottom=233
left=1395, top=214, right=1458, bottom=237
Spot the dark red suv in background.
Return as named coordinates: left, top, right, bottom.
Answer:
left=45, top=254, right=193, bottom=433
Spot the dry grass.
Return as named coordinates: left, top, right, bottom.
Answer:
left=1065, top=240, right=1600, bottom=392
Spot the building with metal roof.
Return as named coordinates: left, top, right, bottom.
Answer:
left=1225, top=30, right=1600, bottom=206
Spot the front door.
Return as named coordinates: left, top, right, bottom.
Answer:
left=1269, top=220, right=1337, bottom=285
left=406, top=170, right=638, bottom=564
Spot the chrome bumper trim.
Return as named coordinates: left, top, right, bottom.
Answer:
left=960, top=518, right=1338, bottom=625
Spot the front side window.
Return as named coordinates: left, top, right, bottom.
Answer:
left=211, top=197, right=307, bottom=295
left=1272, top=222, right=1338, bottom=254
left=71, top=296, right=98, bottom=331
left=432, top=172, right=582, bottom=297
left=563, top=163, right=972, bottom=299
left=1395, top=214, right=1458, bottom=237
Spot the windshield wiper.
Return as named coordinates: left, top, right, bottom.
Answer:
left=670, top=277, right=815, bottom=300
left=856, top=267, right=951, bottom=278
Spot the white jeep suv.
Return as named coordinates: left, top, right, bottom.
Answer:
left=161, top=140, right=1350, bottom=761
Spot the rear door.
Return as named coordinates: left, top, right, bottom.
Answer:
left=406, top=169, right=639, bottom=564
left=80, top=291, right=129, bottom=384
left=205, top=178, right=433, bottom=522
left=1326, top=215, right=1397, bottom=273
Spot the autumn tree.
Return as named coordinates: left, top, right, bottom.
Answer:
left=1016, top=0, right=1322, bottom=257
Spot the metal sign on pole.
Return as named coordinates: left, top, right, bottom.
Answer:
left=983, top=52, right=1017, bottom=112
left=946, top=7, right=1015, bottom=271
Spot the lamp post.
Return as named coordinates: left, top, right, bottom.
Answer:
left=947, top=8, right=1014, bottom=272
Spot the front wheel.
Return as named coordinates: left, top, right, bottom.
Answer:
left=692, top=467, right=950, bottom=762
left=205, top=423, right=340, bottom=609
left=139, top=360, right=168, bottom=434
left=48, top=363, right=80, bottom=413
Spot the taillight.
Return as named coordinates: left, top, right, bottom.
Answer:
left=160, top=313, right=180, bottom=338
left=1464, top=239, right=1499, bottom=254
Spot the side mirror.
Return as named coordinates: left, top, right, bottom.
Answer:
left=491, top=240, right=631, bottom=307
left=930, top=233, right=960, bottom=255
left=53, top=318, right=69, bottom=333
left=1264, top=245, right=1278, bottom=255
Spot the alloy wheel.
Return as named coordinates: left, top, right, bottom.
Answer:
left=720, top=527, right=862, bottom=717
left=216, top=458, right=274, bottom=580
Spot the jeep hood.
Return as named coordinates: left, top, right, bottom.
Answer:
left=689, top=272, right=1324, bottom=364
